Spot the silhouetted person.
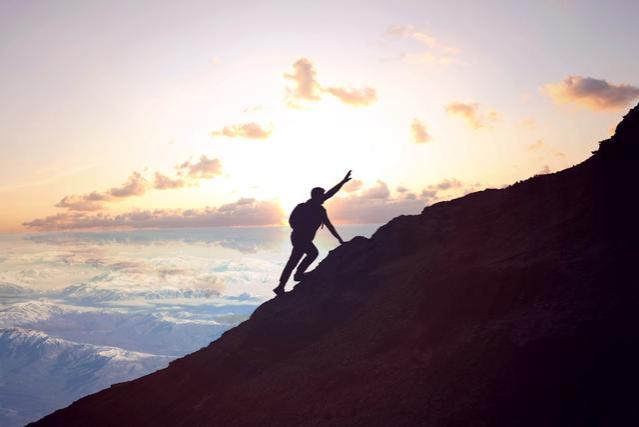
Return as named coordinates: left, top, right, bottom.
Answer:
left=274, top=171, right=352, bottom=295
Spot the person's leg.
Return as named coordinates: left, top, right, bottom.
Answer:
left=276, top=245, right=305, bottom=291
left=294, top=242, right=319, bottom=280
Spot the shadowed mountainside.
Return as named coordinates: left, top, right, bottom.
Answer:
left=34, top=105, right=639, bottom=426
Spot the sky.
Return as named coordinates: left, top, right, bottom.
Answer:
left=1, top=0, right=638, bottom=232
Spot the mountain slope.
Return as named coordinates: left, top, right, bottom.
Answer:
left=34, top=105, right=639, bottom=426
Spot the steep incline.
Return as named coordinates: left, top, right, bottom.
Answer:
left=35, top=105, right=639, bottom=426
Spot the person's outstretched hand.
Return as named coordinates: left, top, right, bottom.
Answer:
left=342, top=170, right=352, bottom=184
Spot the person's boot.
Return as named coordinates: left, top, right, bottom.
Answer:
left=272, top=285, right=285, bottom=296
left=293, top=271, right=306, bottom=281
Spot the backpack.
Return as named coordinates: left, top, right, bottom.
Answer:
left=289, top=201, right=324, bottom=231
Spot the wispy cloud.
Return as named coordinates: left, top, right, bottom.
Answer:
left=386, top=24, right=461, bottom=65
left=211, top=122, right=273, bottom=139
left=445, top=102, right=499, bottom=129
left=411, top=119, right=431, bottom=143
left=543, top=75, right=639, bottom=111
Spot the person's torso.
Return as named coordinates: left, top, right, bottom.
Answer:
left=290, top=201, right=326, bottom=241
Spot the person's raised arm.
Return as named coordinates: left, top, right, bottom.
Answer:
left=323, top=213, right=344, bottom=244
left=322, top=170, right=352, bottom=201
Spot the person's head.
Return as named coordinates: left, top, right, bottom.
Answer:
left=311, top=187, right=325, bottom=203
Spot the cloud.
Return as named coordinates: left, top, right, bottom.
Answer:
left=284, top=58, right=322, bottom=103
left=411, top=119, right=431, bottom=143
left=24, top=198, right=283, bottom=230
left=420, top=178, right=481, bottom=202
left=420, top=189, right=438, bottom=202
left=361, top=181, right=391, bottom=199
left=543, top=75, right=639, bottom=111
left=55, top=192, right=111, bottom=211
left=284, top=58, right=377, bottom=108
left=154, top=172, right=185, bottom=190
left=324, top=87, right=376, bottom=106
left=54, top=156, right=222, bottom=212
left=386, top=24, right=460, bottom=65
left=108, top=172, right=149, bottom=197
left=324, top=178, right=483, bottom=224
left=211, top=122, right=272, bottom=139
left=427, top=178, right=463, bottom=191
left=343, top=179, right=364, bottom=192
left=177, top=155, right=222, bottom=179
left=445, top=102, right=499, bottom=129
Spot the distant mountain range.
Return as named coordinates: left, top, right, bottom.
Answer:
left=32, top=104, right=639, bottom=426
left=0, top=300, right=247, bottom=355
left=0, top=328, right=171, bottom=427
left=0, top=299, right=252, bottom=426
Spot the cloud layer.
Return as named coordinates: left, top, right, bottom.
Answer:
left=544, top=75, right=639, bottom=110
left=24, top=198, right=283, bottom=230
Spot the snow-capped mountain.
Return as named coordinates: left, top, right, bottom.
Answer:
left=0, top=328, right=173, bottom=427
left=0, top=300, right=251, bottom=355
left=0, top=298, right=255, bottom=426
